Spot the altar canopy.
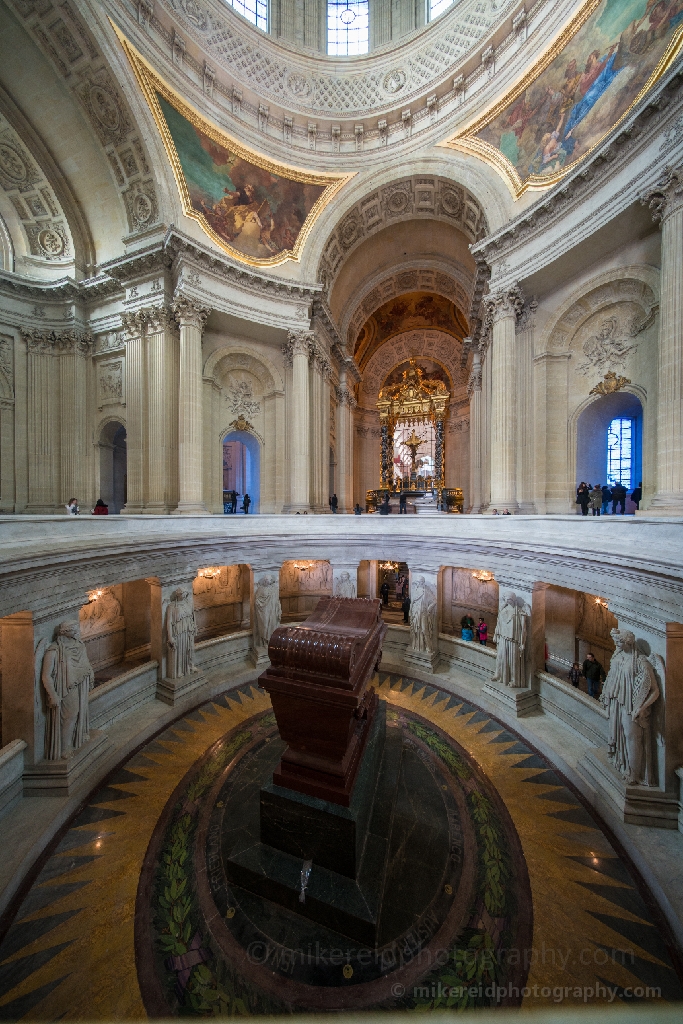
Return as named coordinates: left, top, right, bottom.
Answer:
left=377, top=360, right=449, bottom=491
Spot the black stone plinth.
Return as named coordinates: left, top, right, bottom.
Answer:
left=224, top=702, right=409, bottom=945
left=259, top=702, right=386, bottom=878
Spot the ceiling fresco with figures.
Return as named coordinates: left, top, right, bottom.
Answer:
left=354, top=292, right=469, bottom=371
left=448, top=0, right=683, bottom=195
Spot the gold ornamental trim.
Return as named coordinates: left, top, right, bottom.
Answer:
left=439, top=0, right=683, bottom=199
left=111, top=23, right=354, bottom=267
left=589, top=371, right=631, bottom=396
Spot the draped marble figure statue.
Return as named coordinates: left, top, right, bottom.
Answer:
left=40, top=621, right=95, bottom=760
left=492, top=592, right=528, bottom=688
left=166, top=588, right=197, bottom=679
left=336, top=571, right=357, bottom=599
left=253, top=574, right=281, bottom=649
left=601, top=629, right=660, bottom=786
left=409, top=576, right=436, bottom=653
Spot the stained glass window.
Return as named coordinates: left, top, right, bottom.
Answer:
left=225, top=0, right=267, bottom=31
left=607, top=418, right=633, bottom=488
left=328, top=0, right=369, bottom=55
left=429, top=0, right=454, bottom=19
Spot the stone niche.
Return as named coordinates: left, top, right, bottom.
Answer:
left=192, top=565, right=247, bottom=641
left=279, top=560, right=332, bottom=622
left=544, top=585, right=617, bottom=678
left=440, top=567, right=498, bottom=637
left=79, top=586, right=125, bottom=670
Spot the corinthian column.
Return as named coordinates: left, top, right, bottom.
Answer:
left=336, top=370, right=356, bottom=513
left=146, top=307, right=178, bottom=513
left=120, top=311, right=147, bottom=515
left=642, top=169, right=683, bottom=514
left=285, top=331, right=313, bottom=512
left=172, top=296, right=210, bottom=515
left=59, top=332, right=91, bottom=509
left=467, top=345, right=482, bottom=513
left=23, top=331, right=55, bottom=513
left=485, top=286, right=523, bottom=512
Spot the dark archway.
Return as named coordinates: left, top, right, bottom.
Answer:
left=576, top=392, right=643, bottom=511
left=98, top=421, right=126, bottom=514
left=222, top=430, right=260, bottom=513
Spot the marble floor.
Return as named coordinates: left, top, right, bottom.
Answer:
left=0, top=674, right=681, bottom=1019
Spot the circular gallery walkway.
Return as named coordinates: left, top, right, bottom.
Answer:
left=0, top=675, right=681, bottom=1018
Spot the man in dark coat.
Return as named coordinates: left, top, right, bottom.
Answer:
left=582, top=652, right=606, bottom=698
left=631, top=482, right=642, bottom=510
left=402, top=595, right=411, bottom=623
left=330, top=493, right=338, bottom=513
left=380, top=581, right=390, bottom=605
left=611, top=483, right=626, bottom=515
left=399, top=491, right=407, bottom=514
left=242, top=493, right=251, bottom=514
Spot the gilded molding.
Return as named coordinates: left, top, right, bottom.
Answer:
left=113, top=24, right=354, bottom=269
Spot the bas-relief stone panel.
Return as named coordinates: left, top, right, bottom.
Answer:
left=279, top=559, right=331, bottom=620
left=193, top=565, right=245, bottom=639
left=78, top=585, right=125, bottom=670
left=441, top=567, right=498, bottom=636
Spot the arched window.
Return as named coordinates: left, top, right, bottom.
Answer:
left=429, top=0, right=454, bottom=19
left=328, top=0, right=369, bottom=55
left=607, top=417, right=633, bottom=488
left=225, top=0, right=267, bottom=30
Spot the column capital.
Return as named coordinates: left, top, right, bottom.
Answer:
left=641, top=166, right=683, bottom=224
left=483, top=284, right=524, bottom=325
left=335, top=383, right=357, bottom=407
left=467, top=362, right=482, bottom=396
left=172, top=295, right=211, bottom=329
left=283, top=330, right=315, bottom=366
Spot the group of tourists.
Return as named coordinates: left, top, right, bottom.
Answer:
left=460, top=613, right=488, bottom=645
left=575, top=481, right=642, bottom=516
left=65, top=498, right=108, bottom=515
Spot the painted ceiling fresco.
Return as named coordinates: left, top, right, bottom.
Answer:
left=354, top=292, right=468, bottom=370
left=449, top=0, right=683, bottom=194
left=117, top=31, right=350, bottom=266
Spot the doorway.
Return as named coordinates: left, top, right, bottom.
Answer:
left=99, top=421, right=127, bottom=514
left=576, top=392, right=643, bottom=511
left=222, top=430, right=260, bottom=513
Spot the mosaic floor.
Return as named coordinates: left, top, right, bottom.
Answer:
left=0, top=674, right=682, bottom=1019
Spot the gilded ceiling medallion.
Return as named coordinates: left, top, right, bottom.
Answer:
left=441, top=0, right=683, bottom=198
left=112, top=26, right=354, bottom=268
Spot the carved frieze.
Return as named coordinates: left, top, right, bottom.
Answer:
left=98, top=360, right=124, bottom=410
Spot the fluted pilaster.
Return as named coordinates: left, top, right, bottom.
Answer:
left=284, top=330, right=313, bottom=512
left=485, top=286, right=524, bottom=512
left=467, top=346, right=482, bottom=513
left=120, top=312, right=147, bottom=514
left=642, top=168, right=683, bottom=513
left=172, top=296, right=210, bottom=515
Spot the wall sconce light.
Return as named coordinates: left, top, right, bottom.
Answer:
left=472, top=570, right=495, bottom=583
left=293, top=561, right=314, bottom=571
left=88, top=589, right=104, bottom=603
left=198, top=567, right=221, bottom=579
left=594, top=596, right=608, bottom=608
left=379, top=561, right=399, bottom=572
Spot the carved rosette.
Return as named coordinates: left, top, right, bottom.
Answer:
left=641, top=166, right=683, bottom=224
left=172, top=296, right=211, bottom=330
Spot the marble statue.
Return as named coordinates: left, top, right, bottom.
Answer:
left=166, top=588, right=197, bottom=679
left=79, top=587, right=123, bottom=638
left=254, top=574, right=281, bottom=648
left=409, top=576, right=436, bottom=652
left=336, top=571, right=356, bottom=599
left=492, top=592, right=528, bottom=688
left=40, top=621, right=95, bottom=760
left=601, top=629, right=660, bottom=786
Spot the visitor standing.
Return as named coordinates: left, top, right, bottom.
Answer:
left=65, top=498, right=79, bottom=515
left=232, top=492, right=240, bottom=514
left=601, top=484, right=612, bottom=515
left=330, top=493, right=338, bottom=514
left=568, top=662, right=582, bottom=687
left=242, top=493, right=251, bottom=514
left=611, top=483, right=626, bottom=515
left=589, top=484, right=602, bottom=516
left=631, top=482, right=642, bottom=510
left=380, top=581, right=389, bottom=606
left=402, top=594, right=411, bottom=623
left=476, top=617, right=488, bottom=645
left=582, top=652, right=605, bottom=698
left=461, top=612, right=475, bottom=641
left=576, top=483, right=590, bottom=515
left=354, top=503, right=362, bottom=515
left=399, top=490, right=407, bottom=514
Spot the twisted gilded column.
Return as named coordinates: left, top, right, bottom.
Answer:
left=642, top=169, right=683, bottom=514
left=485, top=286, right=524, bottom=512
left=284, top=331, right=313, bottom=512
left=172, top=296, right=211, bottom=515
left=467, top=346, right=483, bottom=513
